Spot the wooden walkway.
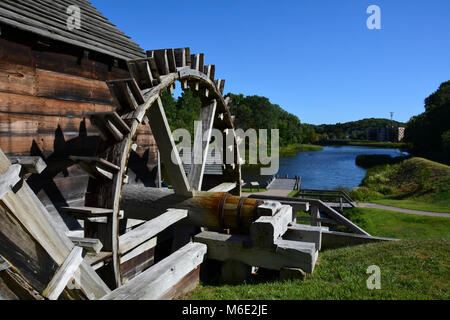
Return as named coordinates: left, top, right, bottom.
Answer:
left=266, top=177, right=300, bottom=190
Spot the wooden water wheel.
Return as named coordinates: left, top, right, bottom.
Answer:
left=65, top=48, right=243, bottom=288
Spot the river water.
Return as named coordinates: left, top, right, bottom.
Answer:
left=241, top=145, right=408, bottom=190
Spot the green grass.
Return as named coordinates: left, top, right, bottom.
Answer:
left=186, top=239, right=450, bottom=300
left=279, top=144, right=323, bottom=157
left=372, top=196, right=450, bottom=213
left=343, top=208, right=450, bottom=239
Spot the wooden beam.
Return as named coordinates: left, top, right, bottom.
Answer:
left=101, top=243, right=207, bottom=300
left=147, top=97, right=191, bottom=195
left=207, top=182, right=237, bottom=193
left=250, top=205, right=295, bottom=248
left=0, top=164, right=21, bottom=200
left=188, top=100, right=217, bottom=190
left=119, top=209, right=188, bottom=255
left=68, top=237, right=103, bottom=254
left=8, top=156, right=47, bottom=174
left=283, top=224, right=323, bottom=251
left=194, top=231, right=317, bottom=273
left=42, top=246, right=83, bottom=300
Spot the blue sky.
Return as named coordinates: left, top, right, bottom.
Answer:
left=91, top=0, right=450, bottom=125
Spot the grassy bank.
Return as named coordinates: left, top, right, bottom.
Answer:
left=186, top=239, right=449, bottom=300
left=351, top=157, right=450, bottom=213
left=279, top=143, right=323, bottom=157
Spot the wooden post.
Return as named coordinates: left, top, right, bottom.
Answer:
left=147, top=97, right=191, bottom=196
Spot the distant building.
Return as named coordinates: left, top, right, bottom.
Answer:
left=398, top=127, right=405, bottom=142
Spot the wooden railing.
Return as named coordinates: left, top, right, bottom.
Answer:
left=295, top=188, right=356, bottom=211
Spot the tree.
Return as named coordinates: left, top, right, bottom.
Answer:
left=404, top=80, right=450, bottom=164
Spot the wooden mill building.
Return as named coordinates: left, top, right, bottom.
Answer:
left=0, top=0, right=159, bottom=228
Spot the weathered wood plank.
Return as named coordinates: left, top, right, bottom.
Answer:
left=42, top=246, right=83, bottom=300
left=68, top=237, right=103, bottom=254
left=35, top=69, right=114, bottom=105
left=119, top=209, right=188, bottom=254
left=147, top=97, right=191, bottom=195
left=101, top=242, right=207, bottom=300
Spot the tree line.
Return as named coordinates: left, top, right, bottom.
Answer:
left=162, top=90, right=318, bottom=148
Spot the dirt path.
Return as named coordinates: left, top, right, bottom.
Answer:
left=357, top=203, right=450, bottom=218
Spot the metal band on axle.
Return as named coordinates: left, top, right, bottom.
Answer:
left=236, top=196, right=248, bottom=229
left=218, top=193, right=230, bottom=230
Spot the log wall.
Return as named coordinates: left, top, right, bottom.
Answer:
left=0, top=26, right=158, bottom=230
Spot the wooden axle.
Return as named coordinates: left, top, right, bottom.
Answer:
left=121, top=186, right=271, bottom=233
